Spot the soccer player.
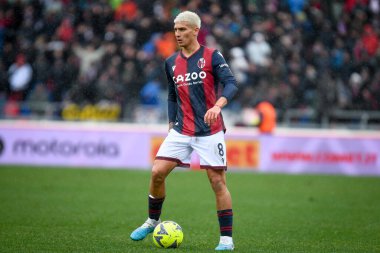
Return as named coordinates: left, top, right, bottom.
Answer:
left=130, top=11, right=238, bottom=251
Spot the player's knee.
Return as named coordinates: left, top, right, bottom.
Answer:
left=209, top=177, right=226, bottom=194
left=151, top=167, right=166, bottom=184
left=151, top=161, right=172, bottom=185
left=151, top=160, right=176, bottom=184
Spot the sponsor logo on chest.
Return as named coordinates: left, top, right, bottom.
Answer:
left=173, top=71, right=207, bottom=84
left=172, top=58, right=209, bottom=86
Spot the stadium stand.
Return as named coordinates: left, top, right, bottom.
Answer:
left=0, top=0, right=379, bottom=129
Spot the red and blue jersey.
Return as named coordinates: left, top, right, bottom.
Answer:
left=165, top=46, right=238, bottom=137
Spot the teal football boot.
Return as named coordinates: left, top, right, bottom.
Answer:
left=130, top=218, right=160, bottom=241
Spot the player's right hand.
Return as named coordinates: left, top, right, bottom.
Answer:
left=204, top=106, right=221, bottom=126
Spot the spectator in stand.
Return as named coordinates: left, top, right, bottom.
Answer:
left=0, top=10, right=6, bottom=54
left=114, top=0, right=138, bottom=22
left=73, top=42, right=105, bottom=76
left=140, top=78, right=161, bottom=107
left=28, top=81, right=49, bottom=103
left=229, top=47, right=250, bottom=87
left=287, top=0, right=306, bottom=15
left=360, top=24, right=379, bottom=57
left=7, top=54, right=33, bottom=101
left=155, top=32, right=177, bottom=59
left=246, top=32, right=272, bottom=68
left=0, top=61, right=7, bottom=95
left=56, top=17, right=74, bottom=43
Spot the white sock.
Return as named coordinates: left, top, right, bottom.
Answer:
left=142, top=217, right=160, bottom=228
left=147, top=217, right=160, bottom=224
left=219, top=236, right=233, bottom=245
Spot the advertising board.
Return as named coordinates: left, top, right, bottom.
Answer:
left=1, top=121, right=379, bottom=176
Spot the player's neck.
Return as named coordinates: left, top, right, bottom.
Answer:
left=181, top=42, right=200, bottom=58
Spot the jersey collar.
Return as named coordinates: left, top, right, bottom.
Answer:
left=180, top=45, right=203, bottom=59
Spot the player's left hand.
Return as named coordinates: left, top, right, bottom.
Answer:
left=204, top=105, right=221, bottom=126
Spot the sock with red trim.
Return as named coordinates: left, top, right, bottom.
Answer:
left=148, top=195, right=165, bottom=221
left=217, top=209, right=233, bottom=237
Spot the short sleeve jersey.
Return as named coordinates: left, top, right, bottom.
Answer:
left=165, top=46, right=236, bottom=137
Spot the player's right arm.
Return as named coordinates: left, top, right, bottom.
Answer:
left=165, top=61, right=177, bottom=131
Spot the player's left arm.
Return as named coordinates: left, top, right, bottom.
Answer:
left=204, top=50, right=238, bottom=126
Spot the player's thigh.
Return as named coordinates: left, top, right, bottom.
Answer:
left=192, top=131, right=227, bottom=169
left=156, top=129, right=193, bottom=166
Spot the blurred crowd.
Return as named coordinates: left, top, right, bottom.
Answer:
left=0, top=0, right=379, bottom=121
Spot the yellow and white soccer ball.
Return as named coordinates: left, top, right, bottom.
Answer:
left=152, top=221, right=184, bottom=248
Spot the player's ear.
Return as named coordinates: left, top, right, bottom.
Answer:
left=193, top=27, right=200, bottom=36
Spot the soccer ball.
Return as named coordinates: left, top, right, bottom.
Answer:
left=152, top=221, right=184, bottom=248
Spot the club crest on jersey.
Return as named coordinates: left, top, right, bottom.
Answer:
left=197, top=58, right=206, bottom=69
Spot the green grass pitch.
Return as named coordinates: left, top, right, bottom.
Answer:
left=0, top=165, right=379, bottom=253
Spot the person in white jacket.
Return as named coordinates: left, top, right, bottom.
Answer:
left=8, top=54, right=33, bottom=100
left=245, top=32, right=272, bottom=67
left=229, top=47, right=250, bottom=86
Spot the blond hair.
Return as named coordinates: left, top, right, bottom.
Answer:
left=174, top=11, right=201, bottom=28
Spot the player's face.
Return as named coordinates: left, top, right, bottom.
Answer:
left=174, top=22, right=199, bottom=48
